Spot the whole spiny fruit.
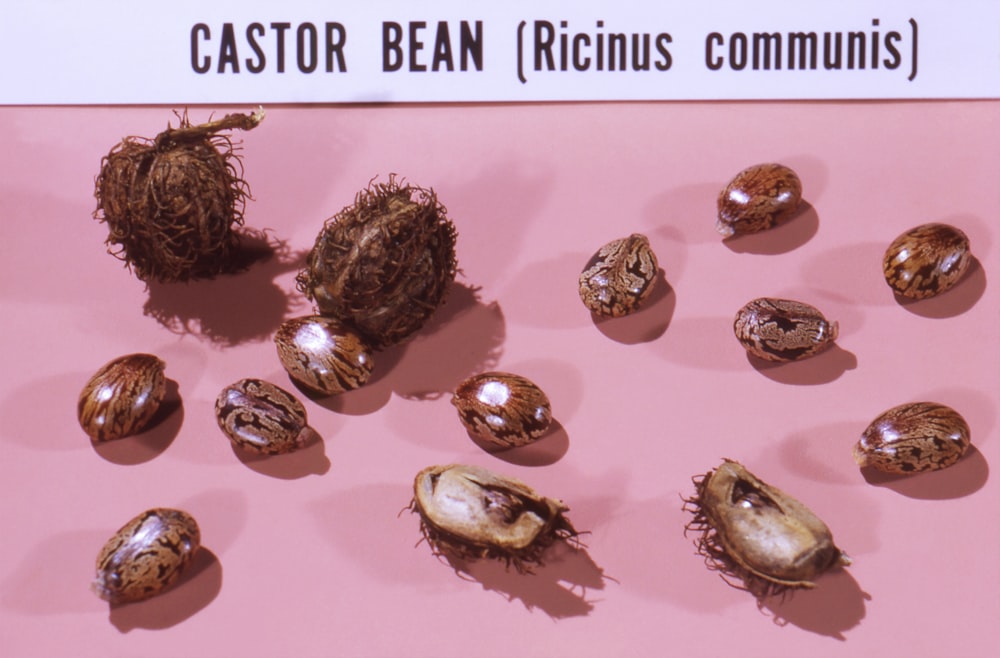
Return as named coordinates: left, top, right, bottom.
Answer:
left=296, top=177, right=458, bottom=350
left=93, top=108, right=264, bottom=283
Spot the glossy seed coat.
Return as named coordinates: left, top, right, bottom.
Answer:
left=854, top=402, right=971, bottom=474
left=451, top=372, right=552, bottom=447
left=274, top=315, right=375, bottom=395
left=411, top=464, right=578, bottom=571
left=684, top=460, right=850, bottom=598
left=215, top=378, right=317, bottom=455
left=734, top=297, right=838, bottom=362
left=92, top=508, right=200, bottom=604
left=717, top=163, right=802, bottom=237
left=78, top=353, right=167, bottom=441
left=578, top=233, right=659, bottom=317
left=882, top=223, right=972, bottom=299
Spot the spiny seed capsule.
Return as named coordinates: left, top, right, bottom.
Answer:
left=296, top=176, right=458, bottom=350
left=93, top=109, right=264, bottom=283
left=854, top=402, right=971, bottom=474
left=214, top=378, right=318, bottom=455
left=410, top=464, right=579, bottom=572
left=579, top=233, right=659, bottom=317
left=274, top=315, right=375, bottom=395
left=734, top=297, right=838, bottom=362
left=684, top=459, right=850, bottom=598
left=92, top=508, right=200, bottom=604
left=882, top=223, right=972, bottom=299
left=78, top=353, right=167, bottom=441
left=716, top=163, right=802, bottom=238
left=451, top=372, right=552, bottom=448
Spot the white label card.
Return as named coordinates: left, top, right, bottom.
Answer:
left=2, top=0, right=998, bottom=104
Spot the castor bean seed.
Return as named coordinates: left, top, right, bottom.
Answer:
left=578, top=233, right=659, bottom=317
left=716, top=163, right=802, bottom=237
left=853, top=402, right=971, bottom=474
left=92, top=508, right=200, bottom=604
left=78, top=353, right=167, bottom=441
left=734, top=297, right=839, bottom=362
left=274, top=315, right=375, bottom=395
left=451, top=372, right=552, bottom=448
left=882, top=223, right=972, bottom=299
left=684, top=459, right=850, bottom=598
left=215, top=378, right=317, bottom=455
left=410, top=464, right=579, bottom=572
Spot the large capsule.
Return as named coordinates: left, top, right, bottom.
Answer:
left=854, top=402, right=971, bottom=474
left=92, top=508, right=200, bottom=604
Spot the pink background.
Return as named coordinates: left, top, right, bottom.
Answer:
left=1, top=101, right=997, bottom=657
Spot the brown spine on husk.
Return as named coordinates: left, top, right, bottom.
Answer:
left=296, top=177, right=458, bottom=350
left=93, top=109, right=264, bottom=283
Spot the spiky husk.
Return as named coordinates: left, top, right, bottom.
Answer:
left=410, top=499, right=579, bottom=574
left=296, top=177, right=458, bottom=350
left=93, top=111, right=261, bottom=283
left=682, top=473, right=791, bottom=599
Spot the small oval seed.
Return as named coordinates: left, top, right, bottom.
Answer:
left=882, top=223, right=971, bottom=299
left=92, top=508, right=200, bottom=604
left=215, top=378, right=317, bottom=455
left=411, top=464, right=578, bottom=571
left=451, top=372, right=552, bottom=448
left=734, top=297, right=838, bottom=362
left=716, top=163, right=802, bottom=237
left=854, top=402, right=971, bottom=474
left=274, top=315, right=375, bottom=395
left=684, top=459, right=850, bottom=598
left=578, top=233, right=659, bottom=317
left=78, top=353, right=167, bottom=441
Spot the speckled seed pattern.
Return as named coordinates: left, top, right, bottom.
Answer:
left=854, top=402, right=971, bottom=474
left=882, top=223, right=972, bottom=299
left=578, top=233, right=659, bottom=317
left=92, top=508, right=200, bottom=604
left=215, top=378, right=314, bottom=455
left=77, top=353, right=167, bottom=441
left=411, top=464, right=577, bottom=571
left=684, top=460, right=850, bottom=597
left=451, top=372, right=552, bottom=448
left=733, top=297, right=838, bottom=362
left=716, top=163, right=802, bottom=237
left=274, top=315, right=375, bottom=395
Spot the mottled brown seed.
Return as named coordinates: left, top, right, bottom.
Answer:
left=274, top=315, right=375, bottom=395
left=78, top=353, right=167, bottom=441
left=215, top=378, right=317, bottom=455
left=882, top=223, right=971, bottom=299
left=578, top=233, right=659, bottom=317
left=410, top=464, right=578, bottom=572
left=451, top=372, right=552, bottom=448
left=734, top=297, right=838, bottom=362
left=684, top=459, right=850, bottom=598
left=92, top=508, right=200, bottom=604
left=854, top=402, right=971, bottom=474
left=716, top=163, right=802, bottom=237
